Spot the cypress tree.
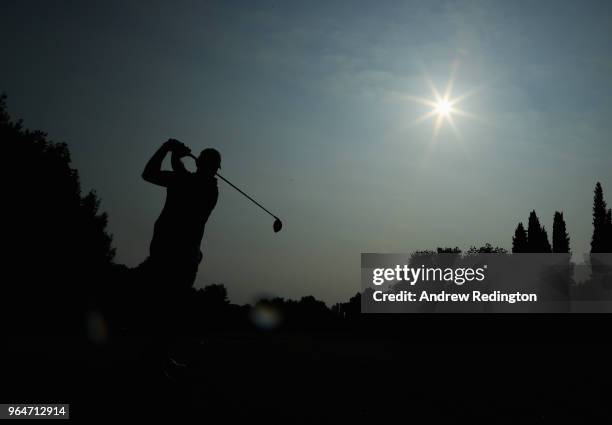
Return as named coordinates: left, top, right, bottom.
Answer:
left=527, top=210, right=543, bottom=252
left=552, top=211, right=570, bottom=253
left=512, top=222, right=528, bottom=253
left=526, top=210, right=552, bottom=253
left=527, top=211, right=539, bottom=252
left=591, top=182, right=607, bottom=253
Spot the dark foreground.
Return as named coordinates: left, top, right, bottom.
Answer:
left=4, top=319, right=612, bottom=423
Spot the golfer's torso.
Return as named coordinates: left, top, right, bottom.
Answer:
left=151, top=174, right=218, bottom=258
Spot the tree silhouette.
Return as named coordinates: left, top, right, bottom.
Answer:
left=466, top=243, right=508, bottom=254
left=332, top=292, right=361, bottom=319
left=527, top=210, right=541, bottom=252
left=591, top=182, right=608, bottom=253
left=512, top=222, right=528, bottom=253
left=436, top=247, right=462, bottom=266
left=526, top=210, right=551, bottom=253
left=196, top=283, right=230, bottom=307
left=408, top=250, right=437, bottom=268
left=437, top=247, right=462, bottom=254
left=2, top=94, right=114, bottom=335
left=552, top=212, right=570, bottom=253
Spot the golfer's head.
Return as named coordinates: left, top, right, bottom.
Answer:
left=197, top=148, right=221, bottom=176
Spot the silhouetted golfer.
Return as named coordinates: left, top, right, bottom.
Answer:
left=140, top=139, right=220, bottom=372
left=142, top=139, right=220, bottom=287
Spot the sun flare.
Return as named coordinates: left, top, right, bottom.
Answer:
left=404, top=62, right=477, bottom=142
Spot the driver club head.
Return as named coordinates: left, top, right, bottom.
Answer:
left=273, top=218, right=283, bottom=233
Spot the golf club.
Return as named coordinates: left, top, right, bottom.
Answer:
left=186, top=153, right=283, bottom=233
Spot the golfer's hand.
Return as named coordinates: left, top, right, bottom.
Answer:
left=164, top=138, right=182, bottom=149
left=164, top=139, right=191, bottom=157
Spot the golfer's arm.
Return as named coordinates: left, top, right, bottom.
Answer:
left=142, top=144, right=172, bottom=186
left=171, top=150, right=188, bottom=174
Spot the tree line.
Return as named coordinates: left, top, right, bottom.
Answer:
left=511, top=182, right=611, bottom=255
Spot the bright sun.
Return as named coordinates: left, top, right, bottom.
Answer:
left=435, top=99, right=452, bottom=117
left=405, top=62, right=477, bottom=141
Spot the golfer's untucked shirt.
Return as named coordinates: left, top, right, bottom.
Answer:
left=150, top=171, right=218, bottom=263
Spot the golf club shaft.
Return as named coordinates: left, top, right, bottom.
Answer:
left=186, top=153, right=278, bottom=220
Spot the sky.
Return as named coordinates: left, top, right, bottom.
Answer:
left=2, top=0, right=612, bottom=304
